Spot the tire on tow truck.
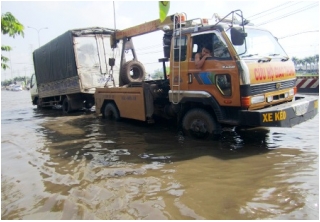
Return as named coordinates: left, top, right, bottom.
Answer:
left=103, top=103, right=120, bottom=121
left=120, top=60, right=146, bottom=85
left=182, top=108, right=221, bottom=140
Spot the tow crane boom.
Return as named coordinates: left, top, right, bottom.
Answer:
left=115, top=15, right=178, bottom=40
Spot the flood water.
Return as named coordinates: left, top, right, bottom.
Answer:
left=1, top=90, right=319, bottom=220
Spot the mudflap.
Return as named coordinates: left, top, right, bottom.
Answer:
left=239, top=96, right=318, bottom=127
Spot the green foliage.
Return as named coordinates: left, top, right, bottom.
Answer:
left=150, top=66, right=170, bottom=79
left=1, top=76, right=30, bottom=86
left=1, top=12, right=24, bottom=70
left=1, top=12, right=24, bottom=37
left=293, top=54, right=319, bottom=70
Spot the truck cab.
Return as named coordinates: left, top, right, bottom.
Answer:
left=30, top=73, right=38, bottom=106
left=167, top=16, right=297, bottom=125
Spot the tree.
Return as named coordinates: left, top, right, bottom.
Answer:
left=291, top=56, right=298, bottom=68
left=1, top=12, right=24, bottom=70
left=305, top=57, right=313, bottom=70
left=150, top=66, right=170, bottom=80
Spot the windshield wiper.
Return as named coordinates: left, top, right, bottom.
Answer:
left=268, top=54, right=289, bottom=61
left=241, top=54, right=258, bottom=58
left=258, top=57, right=272, bottom=63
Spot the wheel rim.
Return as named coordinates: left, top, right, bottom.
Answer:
left=190, top=119, right=209, bottom=137
left=106, top=110, right=114, bottom=118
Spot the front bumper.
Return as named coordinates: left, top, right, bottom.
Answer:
left=240, top=95, right=318, bottom=127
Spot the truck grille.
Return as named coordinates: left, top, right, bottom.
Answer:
left=250, top=79, right=296, bottom=95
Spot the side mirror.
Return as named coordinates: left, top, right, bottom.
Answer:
left=230, top=27, right=247, bottom=46
left=163, top=31, right=172, bottom=58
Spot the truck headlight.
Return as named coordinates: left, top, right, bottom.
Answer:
left=289, top=88, right=294, bottom=96
left=284, top=92, right=289, bottom=98
left=251, top=95, right=265, bottom=104
left=267, top=96, right=273, bottom=103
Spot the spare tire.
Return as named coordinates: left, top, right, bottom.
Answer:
left=120, top=60, right=146, bottom=85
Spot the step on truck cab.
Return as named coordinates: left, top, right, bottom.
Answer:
left=94, top=10, right=318, bottom=140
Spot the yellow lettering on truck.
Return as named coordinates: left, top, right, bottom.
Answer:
left=263, top=113, right=273, bottom=122
left=274, top=111, right=286, bottom=121
left=263, top=111, right=287, bottom=122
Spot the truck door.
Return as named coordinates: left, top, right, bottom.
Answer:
left=188, top=31, right=241, bottom=107
left=74, top=35, right=109, bottom=89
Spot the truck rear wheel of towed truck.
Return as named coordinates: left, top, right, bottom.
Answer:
left=120, top=60, right=146, bottom=85
left=36, top=98, right=42, bottom=109
left=62, top=97, right=72, bottom=114
left=182, top=108, right=222, bottom=140
left=103, top=103, right=120, bottom=121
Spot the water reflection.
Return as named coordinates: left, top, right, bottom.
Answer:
left=1, top=91, right=318, bottom=219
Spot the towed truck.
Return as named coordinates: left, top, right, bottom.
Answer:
left=30, top=27, right=123, bottom=113
left=94, top=10, right=318, bottom=139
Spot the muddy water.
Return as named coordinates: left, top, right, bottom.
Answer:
left=1, top=90, right=319, bottom=220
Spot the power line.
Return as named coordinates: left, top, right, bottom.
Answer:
left=278, top=30, right=319, bottom=39
left=256, top=2, right=318, bottom=26
left=247, top=2, right=297, bottom=19
left=135, top=44, right=162, bottom=51
left=249, top=2, right=303, bottom=20
left=136, top=50, right=163, bottom=55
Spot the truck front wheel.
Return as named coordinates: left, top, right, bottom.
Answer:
left=103, top=103, right=120, bottom=121
left=182, top=108, right=221, bottom=140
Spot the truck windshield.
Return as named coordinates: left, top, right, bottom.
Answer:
left=228, top=28, right=288, bottom=58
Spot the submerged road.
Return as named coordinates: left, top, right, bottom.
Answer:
left=1, top=90, right=319, bottom=219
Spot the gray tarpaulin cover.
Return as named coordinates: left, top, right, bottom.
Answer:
left=33, top=27, right=115, bottom=85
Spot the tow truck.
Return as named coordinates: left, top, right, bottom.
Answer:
left=94, top=10, right=318, bottom=139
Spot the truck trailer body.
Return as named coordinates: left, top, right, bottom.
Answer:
left=30, top=27, right=123, bottom=113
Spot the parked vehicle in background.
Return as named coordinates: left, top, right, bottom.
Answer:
left=12, top=85, right=23, bottom=91
left=6, top=84, right=23, bottom=91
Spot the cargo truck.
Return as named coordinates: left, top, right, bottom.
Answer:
left=30, top=27, right=123, bottom=113
left=93, top=10, right=318, bottom=140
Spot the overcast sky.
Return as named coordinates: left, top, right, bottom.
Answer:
left=1, top=0, right=319, bottom=81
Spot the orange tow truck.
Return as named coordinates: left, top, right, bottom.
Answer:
left=95, top=10, right=318, bottom=139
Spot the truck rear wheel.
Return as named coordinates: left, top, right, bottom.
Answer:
left=103, top=103, right=120, bottom=121
left=120, top=60, right=146, bottom=85
left=182, top=108, right=221, bottom=140
left=62, top=97, right=72, bottom=114
left=36, top=98, right=42, bottom=109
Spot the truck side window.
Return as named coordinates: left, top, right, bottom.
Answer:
left=216, top=74, right=231, bottom=96
left=213, top=35, right=231, bottom=60
left=174, top=35, right=187, bottom=62
left=192, top=32, right=231, bottom=60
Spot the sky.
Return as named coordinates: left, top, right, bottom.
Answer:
left=1, top=0, right=319, bottom=81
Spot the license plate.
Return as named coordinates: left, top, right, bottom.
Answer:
left=293, top=101, right=309, bottom=116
